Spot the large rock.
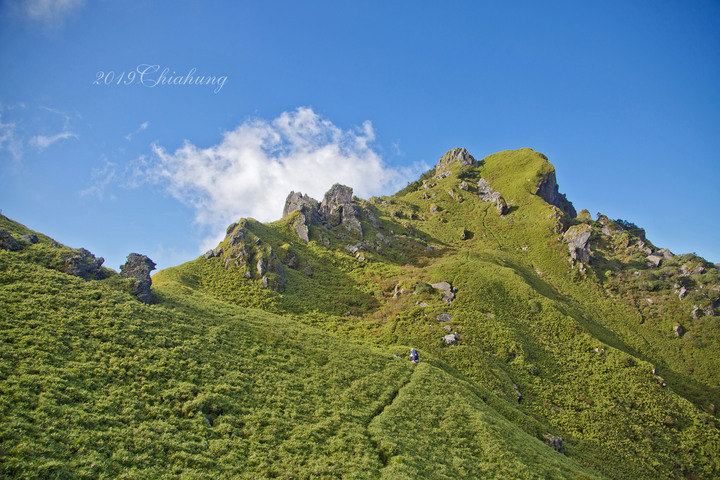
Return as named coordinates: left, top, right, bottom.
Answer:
left=544, top=435, right=565, bottom=454
left=0, top=229, right=22, bottom=251
left=319, top=184, right=362, bottom=234
left=535, top=169, right=577, bottom=218
left=283, top=191, right=319, bottom=218
left=292, top=211, right=311, bottom=243
left=563, top=224, right=592, bottom=264
left=434, top=147, right=478, bottom=174
left=282, top=185, right=363, bottom=237
left=62, top=248, right=107, bottom=280
left=282, top=191, right=321, bottom=243
left=119, top=253, right=156, bottom=304
left=20, top=234, right=39, bottom=244
left=443, top=332, right=461, bottom=345
left=496, top=196, right=508, bottom=216
left=647, top=255, right=663, bottom=267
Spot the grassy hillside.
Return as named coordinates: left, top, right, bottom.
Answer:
left=2, top=147, right=720, bottom=479
left=1, top=214, right=598, bottom=479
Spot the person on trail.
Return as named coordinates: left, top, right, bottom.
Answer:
left=409, top=348, right=419, bottom=363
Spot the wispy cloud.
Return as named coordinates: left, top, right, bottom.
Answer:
left=140, top=107, right=427, bottom=250
left=13, top=0, right=86, bottom=28
left=80, top=158, right=117, bottom=200
left=125, top=121, right=149, bottom=141
left=0, top=106, right=23, bottom=162
left=0, top=103, right=79, bottom=161
left=28, top=106, right=78, bottom=150
left=30, top=130, right=77, bottom=149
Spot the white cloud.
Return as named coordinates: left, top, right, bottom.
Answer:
left=80, top=159, right=117, bottom=200
left=15, top=0, right=86, bottom=27
left=30, top=130, right=77, bottom=149
left=0, top=109, right=22, bottom=161
left=145, top=107, right=427, bottom=250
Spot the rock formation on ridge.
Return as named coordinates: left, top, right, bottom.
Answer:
left=120, top=253, right=157, bottom=304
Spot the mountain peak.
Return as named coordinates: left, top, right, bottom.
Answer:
left=434, top=147, right=478, bottom=173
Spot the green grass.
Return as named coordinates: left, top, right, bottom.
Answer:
left=2, top=148, right=720, bottom=478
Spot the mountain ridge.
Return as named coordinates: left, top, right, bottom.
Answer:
left=2, top=147, right=719, bottom=479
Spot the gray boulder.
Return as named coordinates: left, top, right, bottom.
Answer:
left=436, top=313, right=453, bottom=322
left=443, top=332, right=461, bottom=345
left=647, top=255, right=663, bottom=267
left=20, top=234, right=39, bottom=244
left=119, top=253, right=156, bottom=304
left=563, top=224, right=592, bottom=264
left=0, top=229, right=22, bottom=251
left=544, top=435, right=564, bottom=454
left=431, top=281, right=456, bottom=304
left=496, top=196, right=508, bottom=216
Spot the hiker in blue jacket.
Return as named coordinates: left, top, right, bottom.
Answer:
left=410, top=348, right=419, bottom=363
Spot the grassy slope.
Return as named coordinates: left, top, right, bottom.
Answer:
left=159, top=148, right=720, bottom=479
left=0, top=215, right=599, bottom=479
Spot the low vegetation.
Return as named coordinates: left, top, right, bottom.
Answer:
left=2, top=147, right=719, bottom=479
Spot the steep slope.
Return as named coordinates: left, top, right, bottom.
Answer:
left=162, top=147, right=720, bottom=479
left=1, top=215, right=601, bottom=478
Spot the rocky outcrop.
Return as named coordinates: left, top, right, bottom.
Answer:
left=563, top=224, right=592, bottom=264
left=0, top=229, right=22, bottom=251
left=61, top=248, right=107, bottom=280
left=476, top=179, right=509, bottom=216
left=535, top=170, right=577, bottom=218
left=544, top=435, right=564, bottom=454
left=435, top=147, right=478, bottom=174
left=20, top=234, right=39, bottom=244
left=282, top=185, right=363, bottom=238
left=647, top=255, right=663, bottom=267
left=292, top=212, right=311, bottom=243
left=320, top=184, right=362, bottom=234
left=283, top=191, right=319, bottom=218
left=119, top=253, right=156, bottom=304
left=477, top=179, right=501, bottom=203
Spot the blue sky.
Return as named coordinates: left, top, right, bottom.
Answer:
left=1, top=0, right=718, bottom=271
